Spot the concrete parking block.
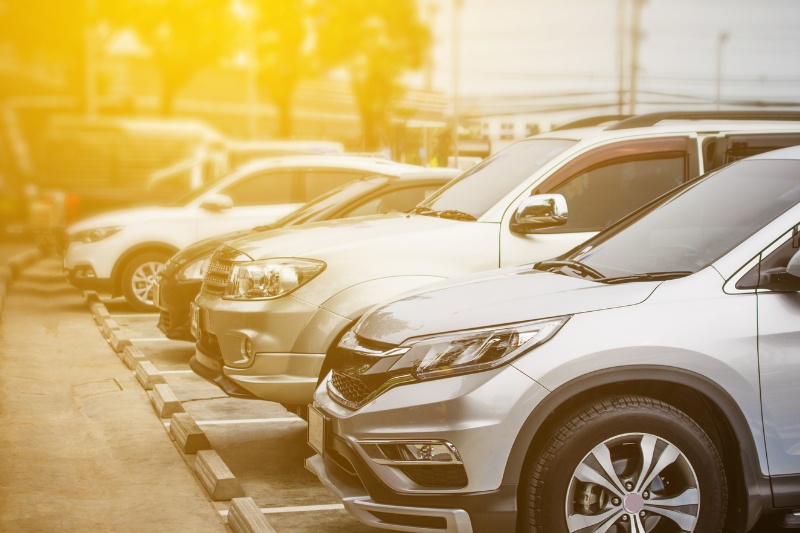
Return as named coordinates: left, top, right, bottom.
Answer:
left=91, top=302, right=111, bottom=325
left=195, top=450, right=245, bottom=501
left=83, top=290, right=101, bottom=307
left=135, top=360, right=166, bottom=390
left=170, top=412, right=212, bottom=454
left=148, top=383, right=185, bottom=418
left=109, top=329, right=132, bottom=353
left=122, top=345, right=148, bottom=369
left=227, top=498, right=277, bottom=533
left=101, top=318, right=121, bottom=339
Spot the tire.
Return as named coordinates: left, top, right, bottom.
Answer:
left=525, top=395, right=727, bottom=533
left=121, top=252, right=169, bottom=312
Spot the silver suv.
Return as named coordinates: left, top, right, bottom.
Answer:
left=191, top=111, right=800, bottom=413
left=307, top=146, right=800, bottom=533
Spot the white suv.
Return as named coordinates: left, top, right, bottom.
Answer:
left=308, top=146, right=800, bottom=533
left=63, top=155, right=421, bottom=310
left=190, top=112, right=800, bottom=411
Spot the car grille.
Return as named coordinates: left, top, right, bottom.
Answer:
left=201, top=246, right=242, bottom=295
left=330, top=371, right=373, bottom=406
left=326, top=335, right=413, bottom=410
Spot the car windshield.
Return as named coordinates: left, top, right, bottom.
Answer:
left=412, top=139, right=576, bottom=220
left=562, top=159, right=800, bottom=280
left=170, top=173, right=229, bottom=206
left=267, top=176, right=386, bottom=228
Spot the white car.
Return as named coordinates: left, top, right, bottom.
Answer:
left=63, top=155, right=423, bottom=310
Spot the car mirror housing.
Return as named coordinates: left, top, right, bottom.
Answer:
left=759, top=250, right=800, bottom=292
left=511, top=194, right=568, bottom=234
left=200, top=194, right=233, bottom=211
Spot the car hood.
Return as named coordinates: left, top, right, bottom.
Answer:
left=227, top=213, right=463, bottom=260
left=67, top=206, right=198, bottom=233
left=354, top=265, right=660, bottom=346
left=165, top=227, right=260, bottom=274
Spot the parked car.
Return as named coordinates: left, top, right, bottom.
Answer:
left=154, top=168, right=460, bottom=340
left=190, top=111, right=800, bottom=413
left=307, top=146, right=800, bottom=533
left=63, top=155, right=422, bottom=311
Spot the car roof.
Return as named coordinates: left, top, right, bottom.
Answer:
left=534, top=112, right=800, bottom=144
left=230, top=154, right=442, bottom=177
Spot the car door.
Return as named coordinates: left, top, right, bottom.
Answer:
left=738, top=226, right=800, bottom=505
left=499, top=136, right=698, bottom=267
left=195, top=169, right=299, bottom=239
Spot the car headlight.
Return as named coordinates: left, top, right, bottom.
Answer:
left=178, top=256, right=211, bottom=281
left=223, top=258, right=326, bottom=300
left=388, top=316, right=569, bottom=379
left=72, top=226, right=123, bottom=243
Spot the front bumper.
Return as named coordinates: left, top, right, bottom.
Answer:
left=307, top=366, right=550, bottom=532
left=155, top=275, right=201, bottom=341
left=306, top=454, right=476, bottom=533
left=65, top=266, right=113, bottom=293
left=192, top=291, right=352, bottom=405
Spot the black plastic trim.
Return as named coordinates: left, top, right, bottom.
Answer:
left=606, top=111, right=800, bottom=130
left=188, top=354, right=258, bottom=400
left=771, top=474, right=800, bottom=508
left=327, top=436, right=518, bottom=533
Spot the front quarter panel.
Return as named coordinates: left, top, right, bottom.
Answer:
left=513, top=269, right=768, bottom=475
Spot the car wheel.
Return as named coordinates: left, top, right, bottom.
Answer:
left=121, top=252, right=169, bottom=312
left=526, top=395, right=727, bottom=533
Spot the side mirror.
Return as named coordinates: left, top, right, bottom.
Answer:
left=759, top=249, right=800, bottom=291
left=511, top=194, right=568, bottom=234
left=200, top=194, right=233, bottom=211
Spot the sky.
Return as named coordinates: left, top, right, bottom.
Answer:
left=423, top=0, right=800, bottom=116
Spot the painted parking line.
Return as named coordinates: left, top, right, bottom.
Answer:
left=110, top=314, right=160, bottom=319
left=218, top=503, right=345, bottom=516
left=158, top=370, right=195, bottom=374
left=163, top=417, right=303, bottom=428
left=131, top=337, right=175, bottom=342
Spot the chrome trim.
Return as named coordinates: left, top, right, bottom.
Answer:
left=358, top=439, right=464, bottom=466
left=327, top=373, right=416, bottom=410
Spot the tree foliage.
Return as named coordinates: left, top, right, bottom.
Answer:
left=316, top=0, right=431, bottom=151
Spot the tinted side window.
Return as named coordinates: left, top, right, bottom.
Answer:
left=341, top=185, right=442, bottom=218
left=219, top=171, right=295, bottom=206
left=549, top=156, right=685, bottom=232
left=304, top=171, right=365, bottom=201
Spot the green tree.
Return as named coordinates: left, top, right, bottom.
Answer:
left=121, top=0, right=236, bottom=116
left=250, top=0, right=309, bottom=138
left=316, top=0, right=430, bottom=151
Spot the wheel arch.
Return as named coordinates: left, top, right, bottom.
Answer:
left=506, top=366, right=771, bottom=532
left=110, top=242, right=180, bottom=296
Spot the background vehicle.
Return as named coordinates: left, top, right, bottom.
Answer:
left=63, top=155, right=420, bottom=311
left=155, top=168, right=459, bottom=340
left=308, top=146, right=800, bottom=533
left=190, top=111, right=800, bottom=413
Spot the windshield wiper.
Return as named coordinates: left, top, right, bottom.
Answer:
left=600, top=271, right=692, bottom=284
left=408, top=207, right=477, bottom=221
left=533, top=259, right=605, bottom=280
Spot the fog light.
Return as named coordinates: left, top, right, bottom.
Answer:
left=75, top=266, right=97, bottom=279
left=240, top=337, right=253, bottom=359
left=359, top=440, right=462, bottom=465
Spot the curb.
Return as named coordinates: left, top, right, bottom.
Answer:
left=0, top=248, right=43, bottom=321
left=227, top=497, right=278, bottom=533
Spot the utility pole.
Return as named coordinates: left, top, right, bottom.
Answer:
left=716, top=31, right=729, bottom=111
left=84, top=0, right=98, bottom=117
left=617, top=0, right=626, bottom=114
left=629, top=0, right=645, bottom=115
left=452, top=0, right=463, bottom=169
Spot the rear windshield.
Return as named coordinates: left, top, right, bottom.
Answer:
left=571, top=159, right=800, bottom=277
left=416, top=139, right=576, bottom=219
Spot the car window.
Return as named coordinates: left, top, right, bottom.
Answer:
left=340, top=184, right=443, bottom=218
left=736, top=229, right=799, bottom=290
left=548, top=155, right=685, bottom=232
left=303, top=171, right=366, bottom=201
left=417, top=139, right=576, bottom=220
left=219, top=171, right=295, bottom=206
left=571, top=159, right=800, bottom=278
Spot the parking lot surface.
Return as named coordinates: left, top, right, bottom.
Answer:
left=0, top=254, right=784, bottom=532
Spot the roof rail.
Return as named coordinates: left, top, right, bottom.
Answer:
left=606, top=111, right=800, bottom=130
left=551, top=115, right=632, bottom=131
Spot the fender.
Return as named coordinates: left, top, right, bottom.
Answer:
left=110, top=241, right=180, bottom=294
left=503, top=366, right=772, bottom=532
